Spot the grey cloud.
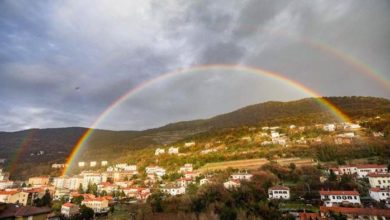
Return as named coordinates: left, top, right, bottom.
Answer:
left=0, top=0, right=389, bottom=131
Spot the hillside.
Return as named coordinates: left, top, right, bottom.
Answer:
left=0, top=96, right=389, bottom=178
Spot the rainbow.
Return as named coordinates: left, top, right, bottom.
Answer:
left=8, top=129, right=37, bottom=175
left=62, top=64, right=350, bottom=175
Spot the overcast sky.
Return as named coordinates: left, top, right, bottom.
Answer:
left=0, top=0, right=389, bottom=131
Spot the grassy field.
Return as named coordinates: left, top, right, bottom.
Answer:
left=198, top=158, right=269, bottom=172
left=198, top=157, right=316, bottom=173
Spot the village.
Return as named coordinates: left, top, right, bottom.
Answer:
left=0, top=120, right=389, bottom=219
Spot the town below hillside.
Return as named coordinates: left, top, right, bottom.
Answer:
left=0, top=112, right=389, bottom=219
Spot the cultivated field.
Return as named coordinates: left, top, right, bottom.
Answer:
left=198, top=158, right=269, bottom=172
left=198, top=157, right=316, bottom=173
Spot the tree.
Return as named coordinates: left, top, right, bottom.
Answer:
left=71, top=196, right=84, bottom=205
left=219, top=206, right=237, bottom=220
left=148, top=191, right=164, bottom=213
left=78, top=183, right=84, bottom=194
left=328, top=169, right=337, bottom=182
left=79, top=205, right=94, bottom=220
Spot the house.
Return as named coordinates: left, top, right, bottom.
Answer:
left=343, top=123, right=361, bottom=130
left=298, top=212, right=321, bottom=220
left=271, top=131, right=280, bottom=138
left=0, top=204, right=51, bottom=219
left=373, top=132, right=384, bottom=137
left=4, top=190, right=30, bottom=205
left=28, top=176, right=50, bottom=186
left=319, top=190, right=361, bottom=207
left=0, top=169, right=10, bottom=181
left=53, top=176, right=69, bottom=189
left=323, top=124, right=336, bottom=132
left=330, top=164, right=388, bottom=178
left=200, top=178, right=210, bottom=186
left=0, top=190, right=20, bottom=203
left=101, top=161, right=108, bottom=166
left=168, top=147, right=179, bottom=154
left=176, top=178, right=193, bottom=187
left=356, top=164, right=388, bottom=178
left=184, top=142, right=196, bottom=147
left=0, top=180, right=14, bottom=190
left=369, top=187, right=390, bottom=203
left=184, top=172, right=198, bottom=180
left=145, top=166, right=166, bottom=177
left=123, top=187, right=150, bottom=200
left=54, top=188, right=70, bottom=200
left=223, top=180, right=241, bottom=189
left=90, top=161, right=97, bottom=167
left=81, top=197, right=110, bottom=213
left=319, top=206, right=390, bottom=219
left=61, top=203, right=80, bottom=218
left=179, top=164, right=193, bottom=173
left=97, top=182, right=117, bottom=194
left=51, top=163, right=66, bottom=169
left=68, top=176, right=84, bottom=190
left=78, top=162, right=85, bottom=167
left=155, top=148, right=165, bottom=156
left=268, top=186, right=290, bottom=200
left=231, top=172, right=253, bottom=181
left=161, top=186, right=186, bottom=196
left=368, top=173, right=390, bottom=188
left=82, top=173, right=103, bottom=189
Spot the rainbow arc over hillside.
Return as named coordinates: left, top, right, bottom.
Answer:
left=62, top=64, right=351, bottom=175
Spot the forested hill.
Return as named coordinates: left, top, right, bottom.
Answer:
left=0, top=96, right=389, bottom=178
left=155, top=96, right=390, bottom=131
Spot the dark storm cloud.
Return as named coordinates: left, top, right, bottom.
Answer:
left=0, top=0, right=389, bottom=131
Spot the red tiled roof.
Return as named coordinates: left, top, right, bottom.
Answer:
left=62, top=202, right=75, bottom=208
left=269, top=186, right=290, bottom=191
left=0, top=190, right=18, bottom=195
left=320, top=206, right=390, bottom=217
left=370, top=187, right=390, bottom=193
left=299, top=212, right=322, bottom=220
left=355, top=164, right=387, bottom=169
left=367, top=172, right=390, bottom=178
left=319, top=190, right=359, bottom=196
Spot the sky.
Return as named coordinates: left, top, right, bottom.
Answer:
left=0, top=0, right=389, bottom=131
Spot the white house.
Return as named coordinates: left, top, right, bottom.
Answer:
left=68, top=176, right=84, bottom=190
left=168, top=147, right=179, bottom=154
left=330, top=164, right=388, bottom=178
left=323, top=124, right=336, bottom=132
left=179, top=164, right=193, bottom=173
left=0, top=180, right=14, bottom=190
left=231, top=172, right=253, bottom=181
left=223, top=180, right=241, bottom=189
left=200, top=178, right=210, bottom=186
left=369, top=187, right=390, bottom=203
left=53, top=176, right=70, bottom=189
left=61, top=203, right=79, bottom=218
left=82, top=173, right=103, bottom=189
left=356, top=164, right=388, bottom=178
left=81, top=197, right=110, bottom=213
left=176, top=178, right=193, bottom=187
left=368, top=173, right=390, bottom=188
left=161, top=186, right=186, bottom=196
left=51, top=163, right=66, bottom=169
left=155, top=148, right=165, bottom=156
left=145, top=166, right=166, bottom=177
left=271, top=131, right=280, bottom=138
left=319, top=190, right=361, bottom=207
left=78, top=162, right=85, bottom=167
left=268, top=186, right=290, bottom=200
left=184, top=142, right=196, bottom=147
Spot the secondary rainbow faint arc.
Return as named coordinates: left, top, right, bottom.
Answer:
left=62, top=64, right=351, bottom=175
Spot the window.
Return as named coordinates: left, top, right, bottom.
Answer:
left=337, top=196, right=341, bottom=199
left=347, top=196, right=352, bottom=199
left=332, top=196, right=335, bottom=199
left=354, top=196, right=357, bottom=199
